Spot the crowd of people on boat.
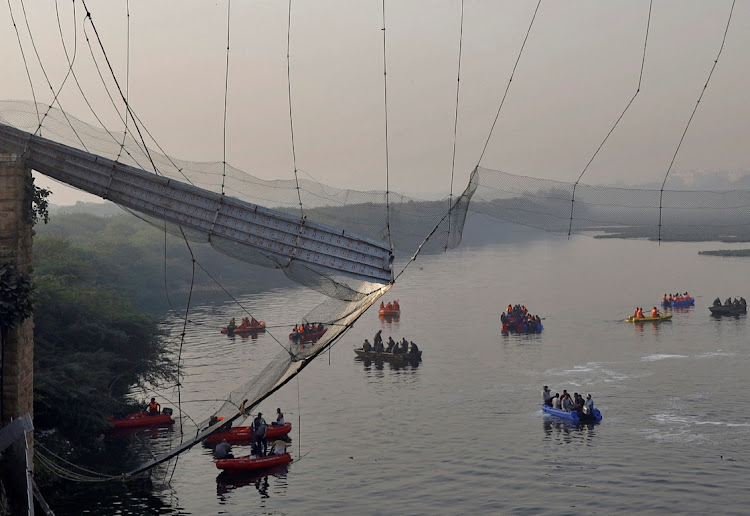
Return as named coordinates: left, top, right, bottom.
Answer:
left=362, top=330, right=420, bottom=356
left=662, top=292, right=692, bottom=304
left=713, top=297, right=747, bottom=307
left=213, top=408, right=291, bottom=460
left=543, top=386, right=595, bottom=417
left=500, top=304, right=543, bottom=333
left=632, top=306, right=661, bottom=318
left=379, top=300, right=400, bottom=311
left=226, top=316, right=263, bottom=332
left=291, top=322, right=325, bottom=335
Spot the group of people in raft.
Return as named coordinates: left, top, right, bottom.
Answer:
left=213, top=408, right=292, bottom=460
left=500, top=304, right=543, bottom=333
left=632, top=306, right=662, bottom=319
left=379, top=300, right=400, bottom=311
left=713, top=297, right=747, bottom=307
left=543, top=386, right=595, bottom=417
left=291, top=322, right=325, bottom=335
left=226, top=317, right=263, bottom=332
left=362, top=330, right=420, bottom=356
left=661, top=292, right=692, bottom=304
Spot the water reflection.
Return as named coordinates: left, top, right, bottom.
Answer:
left=224, top=330, right=263, bottom=341
left=356, top=356, right=421, bottom=372
left=216, top=464, right=290, bottom=499
left=542, top=417, right=598, bottom=443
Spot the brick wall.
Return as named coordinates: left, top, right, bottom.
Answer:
left=0, top=153, right=34, bottom=430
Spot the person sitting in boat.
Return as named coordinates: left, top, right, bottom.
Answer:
left=740, top=297, right=747, bottom=306
left=582, top=394, right=595, bottom=416
left=552, top=393, right=561, bottom=409
left=394, top=300, right=400, bottom=310
left=373, top=337, right=385, bottom=353
left=668, top=294, right=674, bottom=303
left=214, top=439, right=233, bottom=460
left=409, top=341, right=419, bottom=356
left=725, top=297, right=732, bottom=307
left=662, top=294, right=668, bottom=304
left=249, top=442, right=262, bottom=459
left=651, top=307, right=659, bottom=318
left=542, top=386, right=553, bottom=407
left=317, top=323, right=324, bottom=332
left=633, top=307, right=639, bottom=318
left=386, top=336, right=397, bottom=353
left=684, top=292, right=691, bottom=301
left=637, top=308, right=644, bottom=318
left=268, top=435, right=292, bottom=456
left=561, top=393, right=575, bottom=412
left=250, top=317, right=260, bottom=326
left=380, top=301, right=385, bottom=310
left=400, top=338, right=409, bottom=353
left=251, top=412, right=268, bottom=456
left=272, top=408, right=285, bottom=427
left=386, top=301, right=393, bottom=310
left=500, top=312, right=508, bottom=325
left=713, top=297, right=721, bottom=307
left=363, top=339, right=373, bottom=352
left=147, top=397, right=161, bottom=415
left=573, top=393, right=584, bottom=413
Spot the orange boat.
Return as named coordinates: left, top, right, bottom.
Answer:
left=289, top=327, right=327, bottom=342
left=205, top=422, right=292, bottom=446
left=221, top=321, right=266, bottom=335
left=216, top=452, right=292, bottom=472
left=378, top=301, right=400, bottom=316
left=107, top=411, right=174, bottom=429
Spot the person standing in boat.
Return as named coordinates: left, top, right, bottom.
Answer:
left=374, top=330, right=383, bottom=347
left=542, top=386, right=553, bottom=407
left=583, top=394, right=595, bottom=416
left=147, top=397, right=161, bottom=415
left=214, top=439, right=233, bottom=459
left=552, top=393, right=561, bottom=409
left=251, top=412, right=268, bottom=456
left=272, top=408, right=285, bottom=427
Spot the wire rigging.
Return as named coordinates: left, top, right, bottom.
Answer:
left=221, top=0, right=231, bottom=196
left=476, top=0, right=541, bottom=166
left=445, top=0, right=465, bottom=251
left=287, top=0, right=304, bottom=218
left=115, top=0, right=130, bottom=163
left=567, top=0, right=653, bottom=238
left=657, top=0, right=736, bottom=244
left=6, top=0, right=41, bottom=128
left=381, top=0, right=394, bottom=253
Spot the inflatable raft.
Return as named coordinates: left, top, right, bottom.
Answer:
left=289, top=327, right=327, bottom=342
left=205, top=423, right=292, bottom=446
left=541, top=404, right=602, bottom=423
left=107, top=411, right=174, bottom=429
left=625, top=314, right=672, bottom=323
left=661, top=298, right=694, bottom=307
left=709, top=304, right=747, bottom=316
left=216, top=452, right=292, bottom=472
left=221, top=322, right=266, bottom=334
left=378, top=308, right=400, bottom=316
left=354, top=348, right=421, bottom=362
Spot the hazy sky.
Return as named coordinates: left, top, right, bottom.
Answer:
left=2, top=0, right=749, bottom=204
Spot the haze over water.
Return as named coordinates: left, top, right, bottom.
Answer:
left=53, top=235, right=750, bottom=515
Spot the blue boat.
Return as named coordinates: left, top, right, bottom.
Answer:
left=541, top=404, right=602, bottom=422
left=661, top=298, right=695, bottom=307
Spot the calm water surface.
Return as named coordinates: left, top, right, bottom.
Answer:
left=55, top=236, right=750, bottom=515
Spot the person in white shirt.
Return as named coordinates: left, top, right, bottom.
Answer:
left=583, top=394, right=595, bottom=415
left=269, top=436, right=291, bottom=456
left=272, top=408, right=285, bottom=427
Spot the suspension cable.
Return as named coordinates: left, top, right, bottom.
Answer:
left=658, top=0, right=736, bottom=244
left=476, top=0, right=542, bottom=166
left=567, top=0, right=652, bottom=239
left=115, top=0, right=130, bottom=162
left=381, top=0, right=393, bottom=252
left=445, top=0, right=465, bottom=251
left=287, top=0, right=304, bottom=218
left=6, top=0, right=41, bottom=128
left=221, top=0, right=231, bottom=196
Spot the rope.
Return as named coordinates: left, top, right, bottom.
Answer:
left=221, top=0, right=231, bottom=196
left=567, top=0, right=652, bottom=238
left=446, top=0, right=465, bottom=251
left=287, top=0, right=304, bottom=218
left=476, top=0, right=542, bottom=166
left=380, top=0, right=394, bottom=253
left=658, top=0, right=736, bottom=244
left=115, top=0, right=130, bottom=163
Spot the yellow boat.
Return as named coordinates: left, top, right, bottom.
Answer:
left=624, top=314, right=673, bottom=323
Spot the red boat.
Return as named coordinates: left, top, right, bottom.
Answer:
left=378, top=308, right=400, bottom=316
left=216, top=452, right=292, bottom=472
left=205, top=422, right=292, bottom=446
left=107, top=412, right=174, bottom=429
left=289, top=327, right=327, bottom=342
left=221, top=322, right=266, bottom=334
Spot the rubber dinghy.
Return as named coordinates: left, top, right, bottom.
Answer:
left=204, top=423, right=292, bottom=446
left=624, top=314, right=672, bottom=323
left=661, top=298, right=694, bottom=307
left=107, top=410, right=174, bottom=429
left=541, top=405, right=602, bottom=423
left=216, top=453, right=293, bottom=472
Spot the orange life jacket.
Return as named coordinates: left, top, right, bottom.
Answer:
left=149, top=402, right=159, bottom=412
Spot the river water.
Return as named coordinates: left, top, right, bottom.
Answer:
left=51, top=235, right=750, bottom=515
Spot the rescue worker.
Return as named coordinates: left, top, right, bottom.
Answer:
left=147, top=397, right=160, bottom=415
